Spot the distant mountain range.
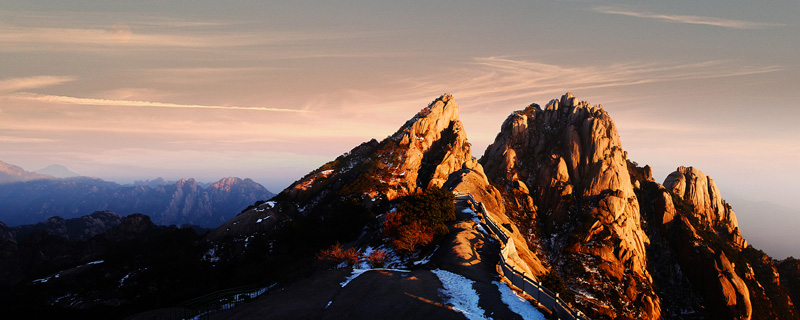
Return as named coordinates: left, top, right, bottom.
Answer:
left=0, top=160, right=52, bottom=183
left=0, top=161, right=274, bottom=228
left=34, top=164, right=81, bottom=178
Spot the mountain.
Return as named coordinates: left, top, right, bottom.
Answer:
left=0, top=176, right=274, bottom=227
left=207, top=94, right=478, bottom=240
left=0, top=211, right=123, bottom=243
left=0, top=160, right=52, bottom=184
left=34, top=164, right=80, bottom=178
left=479, top=93, right=797, bottom=319
left=206, top=94, right=541, bottom=272
left=481, top=93, right=660, bottom=318
left=1, top=93, right=797, bottom=320
left=131, top=177, right=171, bottom=188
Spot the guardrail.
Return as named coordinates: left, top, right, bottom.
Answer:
left=153, top=282, right=275, bottom=320
left=455, top=193, right=588, bottom=320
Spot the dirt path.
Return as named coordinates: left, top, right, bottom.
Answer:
left=210, top=268, right=463, bottom=320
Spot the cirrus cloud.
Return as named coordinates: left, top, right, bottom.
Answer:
left=9, top=92, right=309, bottom=113
left=593, top=6, right=786, bottom=29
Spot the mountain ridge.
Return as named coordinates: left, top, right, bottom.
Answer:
left=0, top=173, right=274, bottom=227
left=0, top=92, right=795, bottom=320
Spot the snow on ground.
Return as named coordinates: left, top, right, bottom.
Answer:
left=494, top=281, right=547, bottom=320
left=340, top=268, right=410, bottom=287
left=462, top=207, right=489, bottom=236
left=413, top=246, right=438, bottom=265
left=32, top=260, right=105, bottom=283
left=119, top=272, right=132, bottom=287
left=432, top=269, right=489, bottom=320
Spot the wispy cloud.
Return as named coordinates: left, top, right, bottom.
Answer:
left=9, top=92, right=309, bottom=113
left=398, top=57, right=781, bottom=108
left=593, top=6, right=784, bottom=29
left=0, top=76, right=75, bottom=93
left=0, top=23, right=362, bottom=52
left=0, top=136, right=57, bottom=143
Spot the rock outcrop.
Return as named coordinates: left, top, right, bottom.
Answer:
left=481, top=93, right=660, bottom=319
left=208, top=95, right=476, bottom=242
left=664, top=166, right=746, bottom=247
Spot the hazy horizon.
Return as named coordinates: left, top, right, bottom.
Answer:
left=1, top=1, right=798, bottom=257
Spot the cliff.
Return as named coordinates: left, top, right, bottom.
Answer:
left=481, top=93, right=659, bottom=319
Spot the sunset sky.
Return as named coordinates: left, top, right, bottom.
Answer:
left=1, top=1, right=798, bottom=256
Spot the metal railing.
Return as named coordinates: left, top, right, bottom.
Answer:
left=151, top=282, right=275, bottom=320
left=455, top=193, right=588, bottom=320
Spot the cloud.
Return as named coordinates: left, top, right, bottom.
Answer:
left=398, top=57, right=781, bottom=109
left=0, top=76, right=75, bottom=93
left=0, top=136, right=57, bottom=143
left=0, top=23, right=364, bottom=51
left=593, top=6, right=785, bottom=29
left=9, top=92, right=310, bottom=113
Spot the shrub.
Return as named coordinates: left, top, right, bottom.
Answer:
left=382, top=186, right=455, bottom=252
left=391, top=219, right=435, bottom=252
left=316, top=242, right=360, bottom=268
left=366, top=249, right=388, bottom=268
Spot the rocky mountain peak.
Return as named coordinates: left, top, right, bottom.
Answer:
left=214, top=94, right=477, bottom=241
left=481, top=93, right=659, bottom=319
left=664, top=166, right=745, bottom=247
left=388, top=93, right=474, bottom=195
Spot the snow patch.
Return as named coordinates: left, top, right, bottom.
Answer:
left=462, top=208, right=488, bottom=236
left=413, top=246, right=438, bottom=266
left=494, top=281, right=547, bottom=320
left=340, top=268, right=410, bottom=287
left=120, top=273, right=132, bottom=287
left=203, top=247, right=220, bottom=263
left=432, top=269, right=488, bottom=320
left=256, top=216, right=271, bottom=223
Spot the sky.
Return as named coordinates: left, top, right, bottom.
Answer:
left=1, top=1, right=798, bottom=256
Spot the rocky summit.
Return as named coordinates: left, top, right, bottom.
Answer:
left=481, top=93, right=659, bottom=319
left=2, top=93, right=798, bottom=320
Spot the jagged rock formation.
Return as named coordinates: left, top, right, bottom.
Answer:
left=664, top=166, right=746, bottom=248
left=779, top=258, right=800, bottom=313
left=3, top=93, right=798, bottom=320
left=481, top=93, right=660, bottom=319
left=637, top=164, right=798, bottom=320
left=0, top=175, right=272, bottom=227
left=207, top=94, right=545, bottom=281
left=210, top=94, right=478, bottom=240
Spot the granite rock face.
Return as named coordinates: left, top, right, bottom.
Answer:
left=481, top=93, right=660, bottom=320
left=211, top=95, right=478, bottom=243
left=664, top=166, right=745, bottom=247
